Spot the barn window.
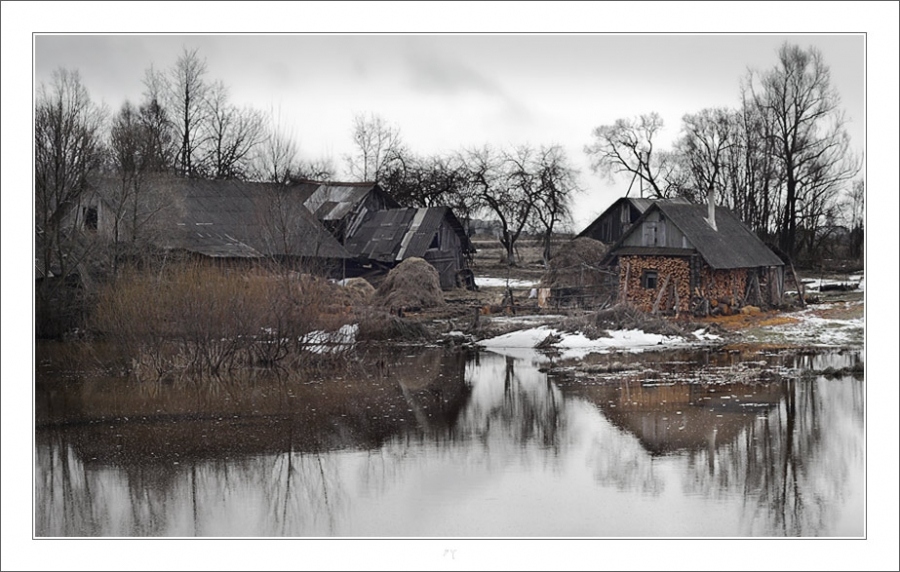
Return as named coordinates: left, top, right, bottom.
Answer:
left=429, top=232, right=440, bottom=250
left=641, top=269, right=658, bottom=289
left=83, top=207, right=98, bottom=231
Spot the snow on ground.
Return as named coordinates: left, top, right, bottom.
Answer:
left=477, top=325, right=684, bottom=360
left=475, top=276, right=539, bottom=289
left=800, top=274, right=865, bottom=292
left=746, top=302, right=864, bottom=347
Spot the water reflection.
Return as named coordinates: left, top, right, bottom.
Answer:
left=35, top=344, right=864, bottom=537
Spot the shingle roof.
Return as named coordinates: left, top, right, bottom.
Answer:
left=92, top=177, right=351, bottom=260
left=169, top=178, right=351, bottom=259
left=344, top=207, right=474, bottom=262
left=611, top=202, right=783, bottom=269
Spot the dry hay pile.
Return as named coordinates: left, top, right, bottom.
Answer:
left=542, top=237, right=609, bottom=289
left=338, top=277, right=376, bottom=306
left=375, top=257, right=446, bottom=310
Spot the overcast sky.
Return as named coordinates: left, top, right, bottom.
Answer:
left=32, top=33, right=864, bottom=230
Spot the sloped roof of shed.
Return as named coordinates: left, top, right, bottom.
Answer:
left=344, top=207, right=474, bottom=263
left=298, top=181, right=398, bottom=221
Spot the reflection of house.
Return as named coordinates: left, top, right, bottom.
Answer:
left=291, top=179, right=400, bottom=244
left=567, top=381, right=784, bottom=456
left=343, top=207, right=476, bottom=289
left=603, top=199, right=785, bottom=314
left=578, top=197, right=691, bottom=245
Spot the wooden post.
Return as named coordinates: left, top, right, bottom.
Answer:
left=621, top=262, right=630, bottom=304
left=652, top=274, right=671, bottom=314
left=789, top=261, right=806, bottom=307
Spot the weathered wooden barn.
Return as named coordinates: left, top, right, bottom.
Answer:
left=291, top=180, right=400, bottom=244
left=578, top=196, right=691, bottom=245
left=162, top=178, right=352, bottom=268
left=603, top=200, right=785, bottom=315
left=83, top=176, right=351, bottom=271
left=343, top=207, right=476, bottom=289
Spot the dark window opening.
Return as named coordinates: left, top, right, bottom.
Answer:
left=641, top=269, right=658, bottom=289
left=429, top=232, right=440, bottom=250
left=84, top=207, right=98, bottom=231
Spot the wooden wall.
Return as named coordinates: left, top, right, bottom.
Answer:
left=619, top=255, right=760, bottom=315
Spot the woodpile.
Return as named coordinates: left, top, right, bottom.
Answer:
left=619, top=256, right=691, bottom=315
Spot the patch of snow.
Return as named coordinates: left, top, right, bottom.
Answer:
left=477, top=326, right=684, bottom=360
left=693, top=328, right=721, bottom=341
left=475, top=276, right=539, bottom=289
left=301, top=323, right=358, bottom=353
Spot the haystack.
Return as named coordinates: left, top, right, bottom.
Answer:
left=375, top=257, right=446, bottom=310
left=339, top=277, right=376, bottom=305
left=542, top=237, right=609, bottom=290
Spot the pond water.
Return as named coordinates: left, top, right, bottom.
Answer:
left=34, top=342, right=864, bottom=537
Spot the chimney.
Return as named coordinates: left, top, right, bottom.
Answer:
left=706, top=187, right=717, bottom=231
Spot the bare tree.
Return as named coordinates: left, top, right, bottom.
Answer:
left=34, top=68, right=106, bottom=335
left=675, top=108, right=734, bottom=206
left=749, top=42, right=860, bottom=260
left=256, top=105, right=300, bottom=184
left=203, top=80, right=266, bottom=179
left=166, top=47, right=209, bottom=177
left=460, top=145, right=540, bottom=266
left=344, top=112, right=403, bottom=182
left=528, top=145, right=578, bottom=265
left=585, top=112, right=680, bottom=198
left=104, top=100, right=178, bottom=274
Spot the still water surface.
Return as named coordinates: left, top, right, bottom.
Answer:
left=35, top=344, right=864, bottom=537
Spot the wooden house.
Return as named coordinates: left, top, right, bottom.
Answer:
left=578, top=196, right=691, bottom=245
left=604, top=199, right=785, bottom=315
left=292, top=180, right=400, bottom=245
left=343, top=207, right=476, bottom=289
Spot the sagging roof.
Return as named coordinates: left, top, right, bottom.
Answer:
left=610, top=202, right=784, bottom=269
left=296, top=180, right=399, bottom=222
left=94, top=176, right=351, bottom=260
left=344, top=207, right=475, bottom=263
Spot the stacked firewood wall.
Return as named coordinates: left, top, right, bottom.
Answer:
left=697, top=267, right=749, bottom=314
left=618, top=256, right=692, bottom=315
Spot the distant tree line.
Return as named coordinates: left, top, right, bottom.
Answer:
left=584, top=42, right=864, bottom=265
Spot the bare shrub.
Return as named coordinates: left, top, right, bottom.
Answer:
left=560, top=303, right=687, bottom=338
left=353, top=307, right=429, bottom=341
left=92, top=261, right=346, bottom=380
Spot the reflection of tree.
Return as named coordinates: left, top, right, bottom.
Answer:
left=683, top=377, right=864, bottom=535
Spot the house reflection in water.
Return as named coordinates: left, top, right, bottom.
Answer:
left=564, top=380, right=784, bottom=471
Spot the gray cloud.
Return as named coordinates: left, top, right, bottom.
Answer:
left=404, top=49, right=532, bottom=123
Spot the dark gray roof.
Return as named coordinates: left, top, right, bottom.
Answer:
left=615, top=202, right=783, bottom=269
left=175, top=179, right=351, bottom=259
left=344, top=207, right=474, bottom=263
left=577, top=196, right=691, bottom=238
left=99, top=177, right=351, bottom=259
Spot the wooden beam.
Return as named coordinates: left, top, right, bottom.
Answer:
left=652, top=274, right=671, bottom=314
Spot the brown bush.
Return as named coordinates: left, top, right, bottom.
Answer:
left=374, top=257, right=446, bottom=310
left=92, top=262, right=345, bottom=380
